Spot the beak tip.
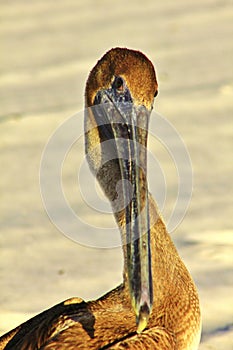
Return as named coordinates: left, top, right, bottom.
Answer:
left=136, top=302, right=151, bottom=334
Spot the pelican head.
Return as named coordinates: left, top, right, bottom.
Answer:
left=85, top=48, right=158, bottom=333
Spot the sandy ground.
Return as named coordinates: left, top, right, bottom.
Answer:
left=0, top=0, right=233, bottom=348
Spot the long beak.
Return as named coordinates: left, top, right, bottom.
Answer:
left=123, top=106, right=153, bottom=334
left=97, top=97, right=153, bottom=333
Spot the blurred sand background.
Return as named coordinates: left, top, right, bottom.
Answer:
left=0, top=0, right=232, bottom=348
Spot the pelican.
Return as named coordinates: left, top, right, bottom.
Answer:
left=0, top=48, right=201, bottom=349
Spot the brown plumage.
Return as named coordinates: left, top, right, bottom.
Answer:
left=0, top=48, right=201, bottom=349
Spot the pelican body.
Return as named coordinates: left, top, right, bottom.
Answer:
left=0, top=48, right=201, bottom=349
